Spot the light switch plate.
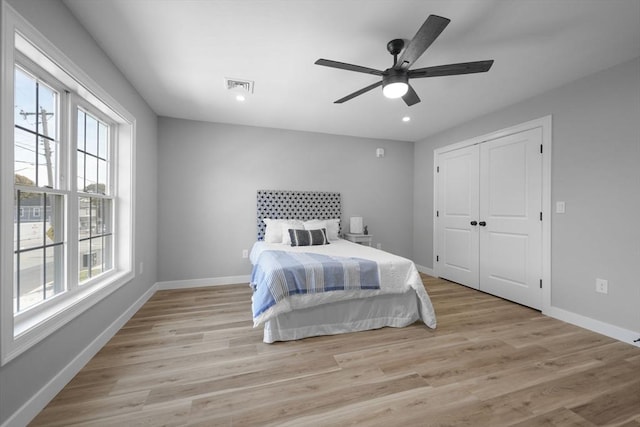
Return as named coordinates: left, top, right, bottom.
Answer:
left=556, top=201, right=566, bottom=214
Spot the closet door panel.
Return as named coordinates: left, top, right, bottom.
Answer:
left=436, top=145, right=479, bottom=289
left=479, top=128, right=542, bottom=309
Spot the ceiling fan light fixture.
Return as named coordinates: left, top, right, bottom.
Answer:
left=382, top=71, right=408, bottom=99
left=383, top=82, right=408, bottom=99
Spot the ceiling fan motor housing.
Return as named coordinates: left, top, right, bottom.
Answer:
left=383, top=68, right=408, bottom=86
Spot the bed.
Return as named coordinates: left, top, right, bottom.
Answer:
left=250, top=190, right=436, bottom=343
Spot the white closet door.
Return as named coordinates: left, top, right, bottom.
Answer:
left=479, top=128, right=542, bottom=309
left=436, top=144, right=479, bottom=289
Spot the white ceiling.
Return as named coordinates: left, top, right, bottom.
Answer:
left=63, top=0, right=640, bottom=142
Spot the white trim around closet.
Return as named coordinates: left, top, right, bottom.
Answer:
left=433, top=115, right=552, bottom=313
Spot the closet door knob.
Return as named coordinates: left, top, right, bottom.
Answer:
left=470, top=221, right=478, bottom=226
left=479, top=221, right=487, bottom=227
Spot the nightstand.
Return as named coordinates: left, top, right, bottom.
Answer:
left=343, top=233, right=373, bottom=246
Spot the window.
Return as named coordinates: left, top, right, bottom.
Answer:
left=76, top=109, right=113, bottom=284
left=1, top=6, right=135, bottom=365
left=13, top=64, right=119, bottom=312
left=13, top=65, right=65, bottom=314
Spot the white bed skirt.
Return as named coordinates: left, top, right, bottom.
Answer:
left=262, top=289, right=421, bottom=343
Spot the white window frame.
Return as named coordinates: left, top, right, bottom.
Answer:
left=1, top=3, right=136, bottom=365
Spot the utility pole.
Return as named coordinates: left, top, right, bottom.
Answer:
left=40, top=107, right=54, bottom=186
left=20, top=108, right=54, bottom=186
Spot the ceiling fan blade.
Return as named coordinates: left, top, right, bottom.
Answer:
left=408, top=60, right=494, bottom=78
left=402, top=84, right=421, bottom=106
left=315, top=59, right=384, bottom=76
left=334, top=81, right=383, bottom=103
left=394, top=15, right=450, bottom=71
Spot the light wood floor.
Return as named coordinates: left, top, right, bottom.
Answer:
left=30, top=275, right=640, bottom=426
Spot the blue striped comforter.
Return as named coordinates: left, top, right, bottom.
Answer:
left=250, top=250, right=380, bottom=321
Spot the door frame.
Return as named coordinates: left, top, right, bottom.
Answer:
left=434, top=115, right=552, bottom=312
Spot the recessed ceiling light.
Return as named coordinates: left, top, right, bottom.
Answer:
left=402, top=116, right=411, bottom=122
left=236, top=94, right=246, bottom=102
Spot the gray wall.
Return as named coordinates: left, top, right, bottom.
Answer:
left=157, top=118, right=414, bottom=281
left=1, top=0, right=158, bottom=424
left=413, top=57, right=640, bottom=332
left=1, top=1, right=637, bottom=424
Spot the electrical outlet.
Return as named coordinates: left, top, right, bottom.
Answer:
left=242, top=249, right=249, bottom=258
left=139, top=262, right=144, bottom=274
left=376, top=243, right=382, bottom=250
left=595, top=278, right=608, bottom=294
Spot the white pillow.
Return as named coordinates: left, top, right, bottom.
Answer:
left=304, top=219, right=340, bottom=240
left=325, top=218, right=340, bottom=240
left=304, top=220, right=327, bottom=230
left=282, top=221, right=304, bottom=245
left=263, top=219, right=286, bottom=243
left=264, top=219, right=304, bottom=243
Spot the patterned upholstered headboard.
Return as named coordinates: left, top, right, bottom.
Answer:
left=257, top=190, right=342, bottom=240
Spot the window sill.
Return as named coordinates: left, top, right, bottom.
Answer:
left=3, top=269, right=133, bottom=365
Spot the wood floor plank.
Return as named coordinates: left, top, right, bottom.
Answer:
left=187, top=364, right=387, bottom=421
left=271, top=383, right=480, bottom=427
left=30, top=390, right=149, bottom=427
left=473, top=361, right=639, bottom=418
left=570, top=380, right=640, bottom=426
left=192, top=372, right=429, bottom=426
left=333, top=333, right=469, bottom=370
left=28, top=277, right=640, bottom=427
left=142, top=351, right=341, bottom=405
left=414, top=343, right=553, bottom=387
left=67, top=401, right=192, bottom=427
left=510, top=407, right=597, bottom=427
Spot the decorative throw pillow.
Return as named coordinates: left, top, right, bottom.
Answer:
left=281, top=222, right=304, bottom=245
left=288, top=228, right=330, bottom=246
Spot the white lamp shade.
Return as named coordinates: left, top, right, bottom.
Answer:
left=350, top=216, right=364, bottom=234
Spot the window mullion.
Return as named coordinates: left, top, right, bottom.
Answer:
left=42, top=192, right=47, bottom=301
left=35, top=81, right=40, bottom=186
left=56, top=90, right=68, bottom=296
left=16, top=191, right=22, bottom=313
left=66, top=94, right=79, bottom=291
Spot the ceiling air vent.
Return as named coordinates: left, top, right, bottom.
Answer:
left=224, top=78, right=254, bottom=94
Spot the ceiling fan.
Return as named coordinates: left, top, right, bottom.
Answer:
left=315, top=14, right=494, bottom=106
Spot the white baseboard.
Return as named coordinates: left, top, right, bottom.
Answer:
left=415, top=264, right=435, bottom=277
left=416, top=267, right=638, bottom=348
left=156, top=275, right=251, bottom=290
left=2, top=284, right=157, bottom=427
left=544, top=306, right=640, bottom=348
